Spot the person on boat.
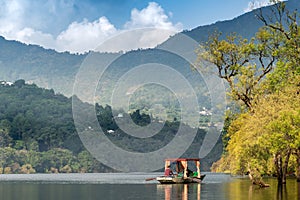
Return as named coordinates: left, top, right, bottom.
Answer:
left=164, top=165, right=174, bottom=176
left=186, top=168, right=193, bottom=177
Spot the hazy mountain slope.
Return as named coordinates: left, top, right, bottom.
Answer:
left=0, top=0, right=298, bottom=99
left=0, top=36, right=86, bottom=95
left=181, top=0, right=300, bottom=42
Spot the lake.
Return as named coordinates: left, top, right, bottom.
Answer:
left=0, top=173, right=298, bottom=200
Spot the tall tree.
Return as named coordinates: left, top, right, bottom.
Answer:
left=221, top=82, right=299, bottom=184
left=197, top=29, right=279, bottom=110
left=198, top=0, right=300, bottom=184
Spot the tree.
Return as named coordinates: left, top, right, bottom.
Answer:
left=197, top=28, right=279, bottom=110
left=0, top=147, right=16, bottom=174
left=257, top=2, right=300, bottom=92
left=77, top=150, right=95, bottom=173
left=0, top=127, right=12, bottom=148
left=220, top=82, right=299, bottom=184
left=199, top=0, right=300, bottom=184
left=197, top=0, right=300, bottom=111
left=14, top=79, right=25, bottom=88
left=19, top=164, right=36, bottom=174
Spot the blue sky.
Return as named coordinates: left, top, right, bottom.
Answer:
left=0, top=0, right=276, bottom=53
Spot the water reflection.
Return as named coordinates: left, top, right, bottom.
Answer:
left=277, top=182, right=300, bottom=200
left=276, top=184, right=287, bottom=200
left=0, top=174, right=298, bottom=200
left=298, top=182, right=300, bottom=200
left=157, top=184, right=201, bottom=200
left=226, top=178, right=299, bottom=200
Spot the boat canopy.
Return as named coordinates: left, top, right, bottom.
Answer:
left=165, top=158, right=200, bottom=162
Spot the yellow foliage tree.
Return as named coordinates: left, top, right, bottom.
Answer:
left=198, top=1, right=300, bottom=185
left=222, top=80, right=300, bottom=184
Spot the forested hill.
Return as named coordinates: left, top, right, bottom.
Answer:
left=0, top=0, right=298, bottom=174
left=0, top=80, right=96, bottom=173
left=0, top=79, right=80, bottom=152
left=0, top=81, right=219, bottom=173
left=0, top=0, right=299, bottom=99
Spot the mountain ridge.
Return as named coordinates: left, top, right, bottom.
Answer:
left=0, top=0, right=299, bottom=98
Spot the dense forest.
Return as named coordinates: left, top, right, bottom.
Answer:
left=0, top=80, right=220, bottom=173
left=0, top=80, right=109, bottom=173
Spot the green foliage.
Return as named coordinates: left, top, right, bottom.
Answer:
left=205, top=1, right=300, bottom=184
left=0, top=80, right=79, bottom=151
left=130, top=109, right=151, bottom=126
left=197, top=25, right=280, bottom=110
left=0, top=82, right=99, bottom=173
left=219, top=82, right=300, bottom=177
left=0, top=81, right=218, bottom=173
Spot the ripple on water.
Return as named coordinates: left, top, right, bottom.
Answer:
left=0, top=172, right=234, bottom=185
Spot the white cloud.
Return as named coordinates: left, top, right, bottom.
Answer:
left=103, top=2, right=182, bottom=53
left=55, top=1, right=182, bottom=54
left=0, top=0, right=56, bottom=49
left=9, top=27, right=55, bottom=48
left=0, top=0, right=24, bottom=35
left=244, top=0, right=283, bottom=12
left=125, top=2, right=182, bottom=31
left=56, top=17, right=117, bottom=53
left=0, top=1, right=182, bottom=54
left=95, top=28, right=176, bottom=53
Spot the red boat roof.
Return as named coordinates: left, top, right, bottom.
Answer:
left=165, top=158, right=200, bottom=162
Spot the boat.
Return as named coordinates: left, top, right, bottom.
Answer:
left=156, top=158, right=206, bottom=184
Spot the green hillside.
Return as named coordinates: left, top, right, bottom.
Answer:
left=0, top=81, right=218, bottom=173
left=0, top=1, right=298, bottom=174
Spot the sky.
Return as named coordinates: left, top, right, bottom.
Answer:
left=0, top=0, right=278, bottom=54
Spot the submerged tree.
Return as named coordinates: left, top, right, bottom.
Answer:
left=222, top=81, right=299, bottom=184
left=197, top=0, right=300, bottom=184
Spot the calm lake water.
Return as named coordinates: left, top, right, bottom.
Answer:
left=0, top=173, right=298, bottom=200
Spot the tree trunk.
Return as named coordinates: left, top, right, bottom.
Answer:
left=282, top=149, right=291, bottom=184
left=248, top=168, right=270, bottom=187
left=277, top=184, right=287, bottom=200
left=274, top=153, right=283, bottom=184
left=297, top=149, right=300, bottom=182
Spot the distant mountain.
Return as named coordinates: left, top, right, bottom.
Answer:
left=0, top=0, right=300, bottom=117
left=0, top=36, right=85, bottom=95
left=179, top=0, right=300, bottom=42
left=0, top=0, right=299, bottom=106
